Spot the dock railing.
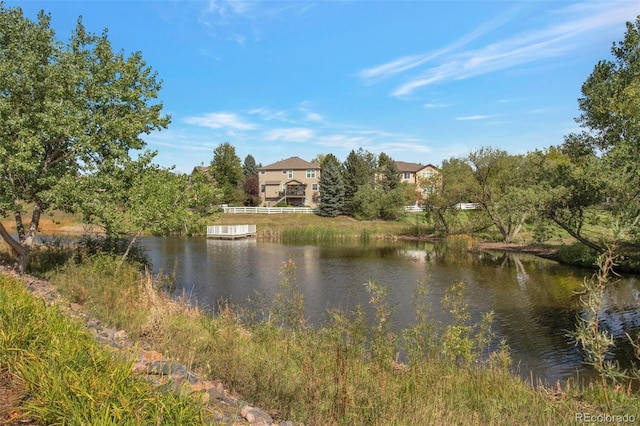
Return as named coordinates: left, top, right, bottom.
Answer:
left=207, top=224, right=257, bottom=239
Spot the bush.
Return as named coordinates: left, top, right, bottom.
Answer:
left=74, top=235, right=150, bottom=268
left=557, top=243, right=599, bottom=268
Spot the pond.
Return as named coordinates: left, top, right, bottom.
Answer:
left=140, top=237, right=640, bottom=386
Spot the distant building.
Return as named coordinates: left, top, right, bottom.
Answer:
left=258, top=157, right=321, bottom=207
left=395, top=161, right=440, bottom=197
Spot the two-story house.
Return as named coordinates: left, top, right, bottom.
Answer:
left=258, top=157, right=321, bottom=207
left=396, top=161, right=440, bottom=197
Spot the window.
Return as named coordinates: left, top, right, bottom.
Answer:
left=312, top=183, right=318, bottom=191
left=306, top=169, right=316, bottom=178
left=260, top=170, right=265, bottom=174
left=403, top=172, right=411, bottom=180
left=422, top=171, right=435, bottom=179
left=260, top=185, right=265, bottom=193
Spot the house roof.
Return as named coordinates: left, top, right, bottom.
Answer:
left=395, top=161, right=424, bottom=173
left=395, top=161, right=439, bottom=173
left=260, top=156, right=320, bottom=171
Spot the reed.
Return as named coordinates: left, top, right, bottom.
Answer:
left=38, top=256, right=637, bottom=425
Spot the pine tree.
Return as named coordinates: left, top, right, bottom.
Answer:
left=319, top=154, right=344, bottom=217
left=341, top=149, right=376, bottom=216
left=378, top=152, right=401, bottom=191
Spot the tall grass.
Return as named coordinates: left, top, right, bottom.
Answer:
left=42, top=255, right=623, bottom=424
left=0, top=274, right=203, bottom=424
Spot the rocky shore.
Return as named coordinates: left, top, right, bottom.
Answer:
left=0, top=265, right=289, bottom=426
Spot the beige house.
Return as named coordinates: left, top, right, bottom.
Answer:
left=396, top=161, right=440, bottom=197
left=258, top=157, right=321, bottom=207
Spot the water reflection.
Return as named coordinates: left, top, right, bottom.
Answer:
left=140, top=237, right=640, bottom=386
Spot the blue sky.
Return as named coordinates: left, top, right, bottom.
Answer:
left=10, top=1, right=639, bottom=173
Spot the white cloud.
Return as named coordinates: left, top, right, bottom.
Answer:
left=316, top=134, right=369, bottom=149
left=184, top=112, right=257, bottom=130
left=357, top=5, right=523, bottom=84
left=455, top=115, right=492, bottom=121
left=305, top=111, right=323, bottom=121
left=424, top=103, right=452, bottom=109
left=363, top=1, right=638, bottom=97
left=199, top=0, right=313, bottom=43
left=265, top=128, right=315, bottom=142
left=248, top=107, right=290, bottom=122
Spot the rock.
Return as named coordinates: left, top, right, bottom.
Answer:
left=140, top=350, right=163, bottom=363
left=206, top=386, right=225, bottom=401
left=114, top=330, right=128, bottom=340
left=241, top=405, right=273, bottom=425
left=190, top=380, right=215, bottom=392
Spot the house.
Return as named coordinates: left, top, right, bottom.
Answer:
left=258, top=157, right=321, bottom=207
left=395, top=161, right=440, bottom=197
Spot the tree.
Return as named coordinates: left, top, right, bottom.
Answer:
left=242, top=154, right=258, bottom=176
left=377, top=152, right=400, bottom=191
left=318, top=154, right=344, bottom=217
left=538, top=16, right=640, bottom=248
left=63, top=154, right=220, bottom=267
left=422, top=158, right=477, bottom=234
left=573, top=16, right=640, bottom=241
left=242, top=174, right=261, bottom=206
left=0, top=5, right=170, bottom=272
left=536, top=145, right=609, bottom=253
left=341, top=148, right=376, bottom=216
left=210, top=142, right=244, bottom=204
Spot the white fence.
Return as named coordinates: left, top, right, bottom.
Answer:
left=222, top=204, right=480, bottom=215
left=456, top=203, right=481, bottom=210
left=222, top=206, right=318, bottom=214
left=207, top=224, right=256, bottom=238
left=404, top=203, right=481, bottom=212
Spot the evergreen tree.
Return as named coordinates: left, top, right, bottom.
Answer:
left=341, top=149, right=376, bottom=216
left=378, top=152, right=401, bottom=191
left=319, top=154, right=344, bottom=217
left=243, top=154, right=258, bottom=176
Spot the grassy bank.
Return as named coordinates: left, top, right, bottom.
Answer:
left=0, top=274, right=204, bottom=424
left=213, top=212, right=433, bottom=242
left=14, top=255, right=632, bottom=425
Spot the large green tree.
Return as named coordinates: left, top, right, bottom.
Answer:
left=242, top=154, right=258, bottom=176
left=538, top=16, right=640, bottom=248
left=377, top=152, right=401, bottom=192
left=318, top=154, right=344, bottom=217
left=341, top=148, right=376, bottom=216
left=575, top=16, right=640, bottom=240
left=0, top=5, right=170, bottom=272
left=536, top=145, right=609, bottom=252
left=210, top=142, right=244, bottom=204
left=465, top=148, right=543, bottom=243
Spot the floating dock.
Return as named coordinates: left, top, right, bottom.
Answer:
left=206, top=224, right=256, bottom=239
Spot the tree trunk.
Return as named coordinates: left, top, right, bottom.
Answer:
left=117, top=229, right=143, bottom=271
left=551, top=217, right=605, bottom=253
left=0, top=222, right=30, bottom=274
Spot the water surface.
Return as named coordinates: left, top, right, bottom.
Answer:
left=141, top=237, right=640, bottom=386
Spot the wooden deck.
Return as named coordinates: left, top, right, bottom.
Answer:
left=206, top=224, right=256, bottom=239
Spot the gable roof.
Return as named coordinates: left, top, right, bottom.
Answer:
left=395, top=161, right=439, bottom=173
left=395, top=161, right=424, bottom=173
left=260, top=156, right=320, bottom=170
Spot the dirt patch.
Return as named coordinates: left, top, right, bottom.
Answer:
left=0, top=370, right=35, bottom=425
